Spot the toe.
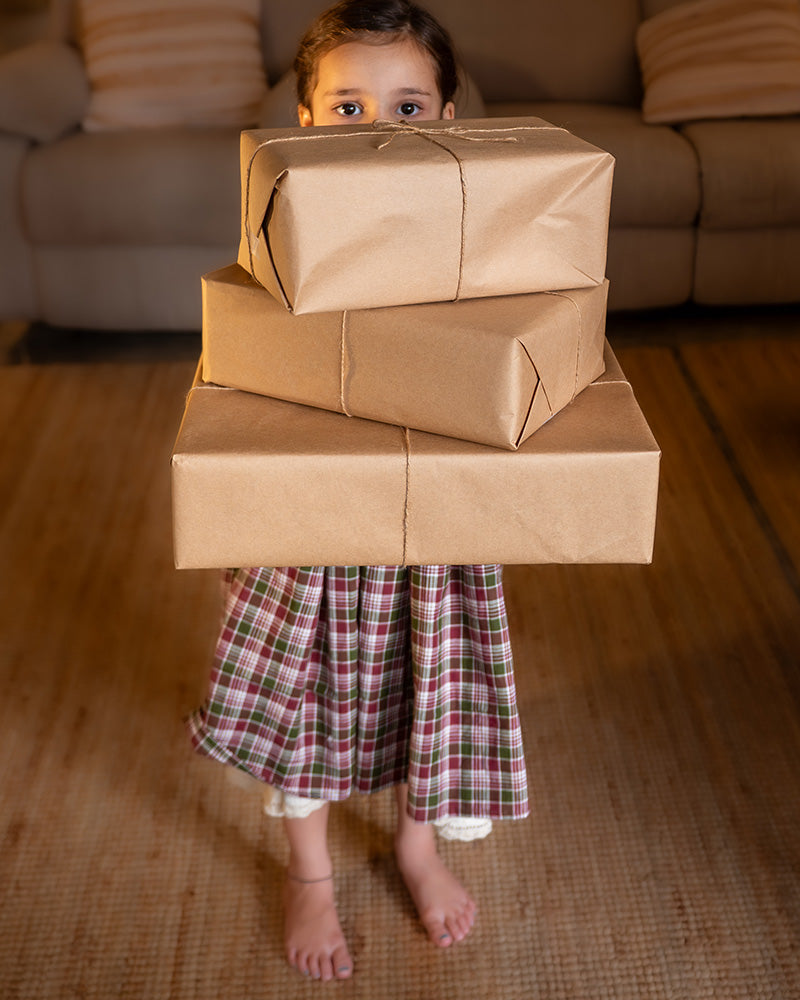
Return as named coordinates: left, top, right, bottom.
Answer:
left=445, top=916, right=464, bottom=943
left=446, top=901, right=476, bottom=943
left=307, top=955, right=322, bottom=980
left=332, top=945, right=353, bottom=979
left=426, top=916, right=453, bottom=947
left=318, top=954, right=335, bottom=982
left=450, top=913, right=471, bottom=942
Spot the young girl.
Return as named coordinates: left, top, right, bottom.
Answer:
left=187, top=0, right=529, bottom=982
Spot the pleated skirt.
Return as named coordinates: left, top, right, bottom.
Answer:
left=187, top=564, right=529, bottom=823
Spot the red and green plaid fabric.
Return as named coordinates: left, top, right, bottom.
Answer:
left=187, top=564, right=529, bottom=823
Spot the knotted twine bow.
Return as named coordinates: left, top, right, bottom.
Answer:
left=370, top=119, right=516, bottom=301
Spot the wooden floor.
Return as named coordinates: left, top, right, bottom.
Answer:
left=0, top=308, right=798, bottom=999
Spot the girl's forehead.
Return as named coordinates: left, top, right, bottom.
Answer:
left=314, top=36, right=438, bottom=88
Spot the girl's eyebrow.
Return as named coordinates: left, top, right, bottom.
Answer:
left=322, top=87, right=433, bottom=98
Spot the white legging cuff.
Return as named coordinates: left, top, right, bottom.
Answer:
left=262, top=786, right=327, bottom=819
left=261, top=786, right=493, bottom=839
left=432, top=816, right=493, bottom=841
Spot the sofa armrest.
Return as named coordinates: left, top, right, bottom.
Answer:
left=0, top=41, right=90, bottom=142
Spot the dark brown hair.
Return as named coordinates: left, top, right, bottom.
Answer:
left=294, top=0, right=458, bottom=110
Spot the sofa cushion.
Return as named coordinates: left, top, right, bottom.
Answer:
left=682, top=118, right=800, bottom=228
left=637, top=0, right=800, bottom=124
left=694, top=227, right=800, bottom=303
left=23, top=129, right=242, bottom=246
left=0, top=135, right=37, bottom=319
left=606, top=226, right=696, bottom=309
left=0, top=41, right=90, bottom=142
left=34, top=245, right=231, bottom=330
left=77, top=0, right=266, bottom=130
left=487, top=102, right=700, bottom=228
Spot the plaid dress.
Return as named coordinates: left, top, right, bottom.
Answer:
left=187, top=564, right=529, bottom=823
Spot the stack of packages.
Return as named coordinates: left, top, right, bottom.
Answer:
left=171, top=117, right=660, bottom=569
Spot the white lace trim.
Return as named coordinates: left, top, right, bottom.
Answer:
left=262, top=786, right=327, bottom=819
left=432, top=817, right=493, bottom=841
left=260, top=785, right=492, bottom=839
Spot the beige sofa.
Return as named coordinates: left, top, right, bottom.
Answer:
left=1, top=0, right=798, bottom=330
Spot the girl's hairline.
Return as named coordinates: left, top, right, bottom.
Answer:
left=297, top=30, right=448, bottom=109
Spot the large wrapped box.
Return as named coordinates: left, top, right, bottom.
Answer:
left=202, top=264, right=608, bottom=450
left=238, top=117, right=615, bottom=314
left=171, top=345, right=660, bottom=569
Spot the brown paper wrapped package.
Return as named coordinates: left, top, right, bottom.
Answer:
left=201, top=264, right=608, bottom=450
left=171, top=344, right=660, bottom=569
left=238, top=117, right=615, bottom=314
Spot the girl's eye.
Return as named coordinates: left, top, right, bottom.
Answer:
left=398, top=102, right=422, bottom=117
left=335, top=102, right=361, bottom=117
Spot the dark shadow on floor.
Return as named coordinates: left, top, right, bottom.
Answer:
left=3, top=323, right=202, bottom=365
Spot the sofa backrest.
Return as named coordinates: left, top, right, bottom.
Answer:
left=49, top=0, right=644, bottom=107
left=260, top=0, right=643, bottom=105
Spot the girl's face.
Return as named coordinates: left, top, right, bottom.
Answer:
left=298, top=37, right=455, bottom=127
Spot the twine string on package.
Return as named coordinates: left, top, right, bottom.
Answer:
left=186, top=378, right=418, bottom=566
left=372, top=119, right=516, bottom=301
left=339, top=310, right=352, bottom=417
left=402, top=426, right=412, bottom=566
left=241, top=120, right=564, bottom=298
left=545, top=290, right=584, bottom=405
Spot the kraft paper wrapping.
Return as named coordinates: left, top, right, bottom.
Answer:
left=171, top=344, right=660, bottom=569
left=201, top=264, right=608, bottom=450
left=237, top=117, right=615, bottom=315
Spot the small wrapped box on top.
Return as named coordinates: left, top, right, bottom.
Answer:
left=171, top=345, right=660, bottom=570
left=201, top=264, right=608, bottom=450
left=238, top=116, right=615, bottom=315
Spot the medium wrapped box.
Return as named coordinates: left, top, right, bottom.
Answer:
left=238, top=117, right=614, bottom=314
left=171, top=345, right=660, bottom=569
left=202, top=264, right=608, bottom=450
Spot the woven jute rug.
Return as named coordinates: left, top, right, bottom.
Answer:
left=1, top=335, right=799, bottom=999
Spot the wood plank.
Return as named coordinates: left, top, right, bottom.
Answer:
left=677, top=335, right=800, bottom=580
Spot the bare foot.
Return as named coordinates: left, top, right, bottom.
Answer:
left=395, top=831, right=477, bottom=947
left=283, top=875, right=353, bottom=980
